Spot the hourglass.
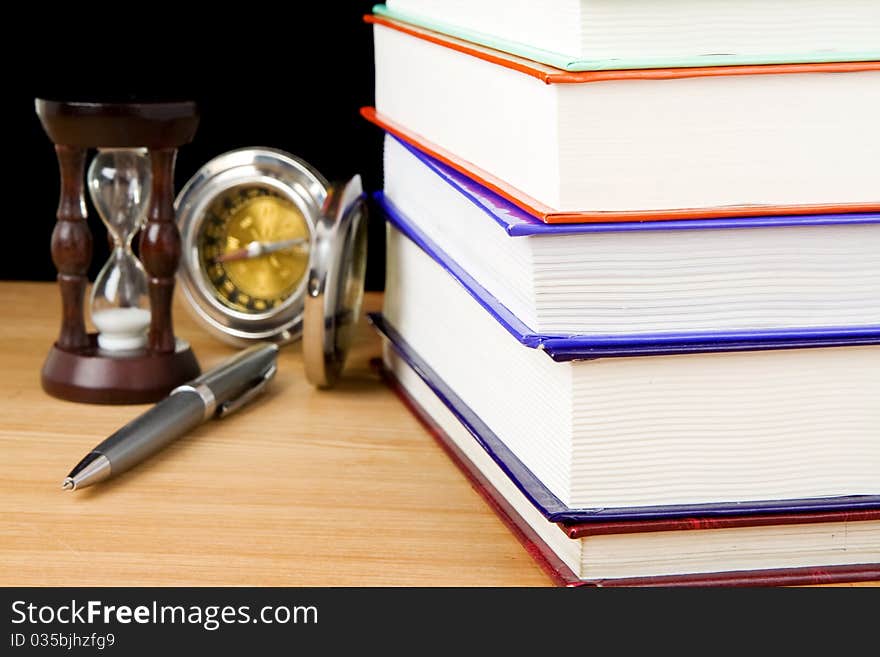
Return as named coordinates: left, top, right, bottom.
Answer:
left=35, top=99, right=201, bottom=404
left=88, top=148, right=152, bottom=352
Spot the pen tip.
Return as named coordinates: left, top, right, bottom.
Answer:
left=61, top=478, right=75, bottom=491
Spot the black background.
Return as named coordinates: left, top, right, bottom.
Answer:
left=3, top=2, right=385, bottom=289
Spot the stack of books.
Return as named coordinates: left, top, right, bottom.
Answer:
left=363, top=1, right=880, bottom=586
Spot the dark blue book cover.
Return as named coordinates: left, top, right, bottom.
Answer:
left=371, top=312, right=880, bottom=523
left=377, top=190, right=880, bottom=361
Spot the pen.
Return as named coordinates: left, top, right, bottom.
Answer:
left=61, top=342, right=279, bottom=491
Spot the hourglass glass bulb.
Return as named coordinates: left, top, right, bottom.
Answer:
left=88, top=149, right=152, bottom=352
left=91, top=253, right=151, bottom=351
left=88, top=148, right=152, bottom=244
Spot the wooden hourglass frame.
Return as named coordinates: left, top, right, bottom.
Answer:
left=35, top=100, right=201, bottom=404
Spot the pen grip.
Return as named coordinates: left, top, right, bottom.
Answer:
left=94, top=391, right=206, bottom=475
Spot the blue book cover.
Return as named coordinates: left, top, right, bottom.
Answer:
left=377, top=188, right=880, bottom=361
left=389, top=134, right=880, bottom=237
left=371, top=312, right=880, bottom=523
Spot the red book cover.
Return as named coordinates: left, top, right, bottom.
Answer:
left=362, top=105, right=880, bottom=225
left=373, top=358, right=880, bottom=587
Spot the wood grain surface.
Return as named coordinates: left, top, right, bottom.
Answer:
left=0, top=282, right=551, bottom=586
left=0, top=283, right=873, bottom=587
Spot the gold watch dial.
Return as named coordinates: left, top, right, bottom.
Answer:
left=198, top=187, right=311, bottom=313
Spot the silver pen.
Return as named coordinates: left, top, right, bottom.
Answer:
left=62, top=342, right=279, bottom=491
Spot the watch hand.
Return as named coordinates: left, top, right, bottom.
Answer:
left=214, top=238, right=308, bottom=263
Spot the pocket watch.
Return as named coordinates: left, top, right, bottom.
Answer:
left=175, top=148, right=368, bottom=386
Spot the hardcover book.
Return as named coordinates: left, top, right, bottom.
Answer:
left=375, top=324, right=880, bottom=586
left=374, top=1, right=880, bottom=71
left=367, top=15, right=880, bottom=223
left=380, top=133, right=880, bottom=341
left=379, top=220, right=880, bottom=516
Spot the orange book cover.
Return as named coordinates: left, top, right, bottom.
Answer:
left=365, top=15, right=880, bottom=224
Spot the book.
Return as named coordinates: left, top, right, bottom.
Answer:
left=367, top=15, right=880, bottom=223
left=381, top=134, right=880, bottom=339
left=376, top=340, right=880, bottom=586
left=374, top=1, right=880, bottom=71
left=380, top=219, right=880, bottom=517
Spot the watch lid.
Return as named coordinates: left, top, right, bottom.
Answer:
left=303, top=175, right=369, bottom=388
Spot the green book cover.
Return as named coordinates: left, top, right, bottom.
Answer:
left=373, top=4, right=880, bottom=71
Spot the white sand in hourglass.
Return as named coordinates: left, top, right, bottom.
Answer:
left=93, top=307, right=151, bottom=352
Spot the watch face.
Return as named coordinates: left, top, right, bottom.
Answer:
left=198, top=186, right=311, bottom=314
left=176, top=147, right=330, bottom=345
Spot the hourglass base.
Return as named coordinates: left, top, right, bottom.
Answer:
left=41, top=334, right=201, bottom=404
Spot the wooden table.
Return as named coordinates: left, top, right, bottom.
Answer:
left=0, top=282, right=550, bottom=586
left=0, top=283, right=873, bottom=587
